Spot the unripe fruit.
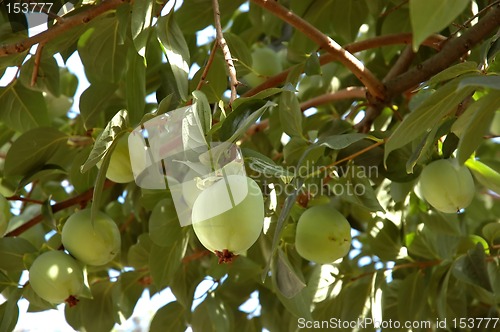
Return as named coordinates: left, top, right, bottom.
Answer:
left=191, top=175, right=264, bottom=262
left=181, top=170, right=204, bottom=208
left=29, top=251, right=84, bottom=305
left=418, top=159, right=475, bottom=213
left=243, top=47, right=283, bottom=88
left=97, top=134, right=134, bottom=183
left=295, top=205, right=351, bottom=264
left=62, top=209, right=121, bottom=266
left=0, top=195, right=9, bottom=236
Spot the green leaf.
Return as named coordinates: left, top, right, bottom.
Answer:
left=149, top=233, right=188, bottom=290
left=406, top=125, right=439, bottom=173
left=452, top=243, right=493, bottom=292
left=398, top=271, right=427, bottom=321
left=0, top=289, right=21, bottom=332
left=319, top=133, right=369, bottom=150
left=77, top=17, right=127, bottom=83
left=458, top=75, right=500, bottom=90
left=126, top=49, right=146, bottom=126
left=331, top=0, right=369, bottom=42
left=0, top=237, right=37, bottom=271
left=453, top=93, right=500, bottom=164
left=150, top=301, right=187, bottom=332
left=304, top=52, right=321, bottom=76
left=128, top=233, right=153, bottom=269
left=18, top=54, right=60, bottom=96
left=409, top=0, right=470, bottom=51
left=427, top=62, right=479, bottom=86
left=273, top=248, right=306, bottom=299
left=113, top=271, right=146, bottom=320
left=385, top=79, right=475, bottom=164
left=4, top=127, right=68, bottom=177
left=227, top=101, right=275, bottom=143
left=279, top=88, right=303, bottom=138
left=131, top=0, right=154, bottom=41
left=465, top=158, right=500, bottom=194
left=79, top=82, right=118, bottom=129
left=224, top=32, right=253, bottom=76
left=189, top=54, right=227, bottom=103
left=0, top=83, right=49, bottom=132
left=65, top=281, right=117, bottom=332
left=482, top=222, right=500, bottom=245
left=148, top=199, right=182, bottom=247
left=247, top=157, right=294, bottom=184
left=69, top=146, right=98, bottom=194
left=156, top=13, right=190, bottom=101
left=231, top=88, right=283, bottom=110
left=191, top=294, right=232, bottom=332
left=366, top=218, right=401, bottom=260
left=192, top=90, right=212, bottom=138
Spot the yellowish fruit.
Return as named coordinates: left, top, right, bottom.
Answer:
left=191, top=175, right=264, bottom=258
left=419, top=159, right=475, bottom=213
left=62, top=209, right=121, bottom=266
left=97, top=134, right=134, bottom=183
left=295, top=205, right=351, bottom=264
left=29, top=251, right=84, bottom=305
left=243, top=47, right=283, bottom=88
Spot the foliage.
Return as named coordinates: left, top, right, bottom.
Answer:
left=0, top=0, right=500, bottom=331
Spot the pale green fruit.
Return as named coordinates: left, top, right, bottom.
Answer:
left=491, top=111, right=500, bottom=136
left=0, top=195, right=9, bottom=236
left=182, top=170, right=204, bottom=208
left=419, top=159, right=475, bottom=213
left=243, top=47, right=283, bottom=88
left=295, top=205, right=352, bottom=264
left=62, top=209, right=121, bottom=266
left=97, top=134, right=134, bottom=183
left=29, top=251, right=84, bottom=304
left=192, top=175, right=264, bottom=255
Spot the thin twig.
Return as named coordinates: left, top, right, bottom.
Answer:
left=251, top=0, right=386, bottom=101
left=300, top=87, right=367, bottom=111
left=6, top=195, right=44, bottom=205
left=212, top=0, right=239, bottom=106
left=0, top=0, right=127, bottom=57
left=195, top=42, right=219, bottom=91
left=31, top=42, right=46, bottom=87
left=379, top=0, right=409, bottom=18
left=450, top=0, right=500, bottom=37
left=5, top=180, right=115, bottom=237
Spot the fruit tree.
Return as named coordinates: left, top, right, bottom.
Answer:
left=1, top=0, right=500, bottom=331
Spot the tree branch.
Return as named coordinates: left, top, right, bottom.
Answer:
left=31, top=42, right=46, bottom=87
left=242, top=33, right=445, bottom=98
left=300, top=87, right=366, bottom=111
left=195, top=42, right=219, bottom=91
left=385, top=3, right=500, bottom=97
left=5, top=180, right=115, bottom=237
left=0, top=0, right=128, bottom=57
left=250, top=0, right=385, bottom=100
left=212, top=0, right=239, bottom=106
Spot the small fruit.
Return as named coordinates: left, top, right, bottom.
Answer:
left=191, top=175, right=264, bottom=262
left=0, top=195, right=9, bottom=236
left=29, top=251, right=84, bottom=305
left=62, top=209, right=121, bottom=266
left=419, top=159, right=475, bottom=213
left=243, top=47, right=283, bottom=88
left=97, top=134, right=134, bottom=183
left=295, top=205, right=351, bottom=264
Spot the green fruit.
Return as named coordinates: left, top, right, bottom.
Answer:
left=62, top=209, right=121, bottom=266
left=97, top=134, right=134, bottom=183
left=182, top=170, right=204, bottom=208
left=0, top=195, right=9, bottom=236
left=419, top=159, right=475, bottom=213
left=295, top=205, right=352, bottom=264
left=243, top=47, right=283, bottom=88
left=29, top=251, right=84, bottom=305
left=191, top=175, right=264, bottom=256
left=491, top=111, right=500, bottom=136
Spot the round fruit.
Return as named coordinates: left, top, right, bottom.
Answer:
left=191, top=175, right=264, bottom=261
left=491, top=111, right=500, bottom=136
left=29, top=251, right=84, bottom=305
left=97, top=134, right=134, bottom=183
left=0, top=195, right=9, bottom=236
left=62, top=209, right=121, bottom=266
left=418, top=159, right=475, bottom=213
left=243, top=47, right=283, bottom=88
left=295, top=205, right=352, bottom=264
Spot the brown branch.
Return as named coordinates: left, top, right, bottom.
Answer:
left=250, top=0, right=386, bottom=100
left=242, top=33, right=445, bottom=98
left=0, top=0, right=128, bottom=57
left=195, top=42, right=219, bottom=91
left=450, top=0, right=500, bottom=37
left=30, top=42, right=46, bottom=87
left=212, top=0, right=239, bottom=106
left=6, top=195, right=44, bottom=205
left=385, top=3, right=500, bottom=97
left=300, top=87, right=367, bottom=111
left=5, top=180, right=115, bottom=237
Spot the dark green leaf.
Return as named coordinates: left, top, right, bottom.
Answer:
left=273, top=248, right=306, bottom=299
left=0, top=237, right=36, bottom=271
left=279, top=88, right=303, bottom=138
left=192, top=90, right=212, bottom=138
left=319, top=133, right=369, bottom=150
left=79, top=82, right=118, bottom=129
left=149, top=233, right=188, bottom=290
left=191, top=294, right=232, bottom=332
left=150, top=301, right=187, bottom=332
left=126, top=49, right=147, bottom=126
left=452, top=243, right=493, bottom=292
left=113, top=271, right=146, bottom=320
left=398, top=271, right=427, bottom=321
left=148, top=199, right=182, bottom=247
left=427, top=62, right=479, bottom=86
left=458, top=75, right=500, bottom=90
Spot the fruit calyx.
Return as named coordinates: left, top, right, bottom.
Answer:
left=65, top=295, right=80, bottom=307
left=215, top=249, right=237, bottom=264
